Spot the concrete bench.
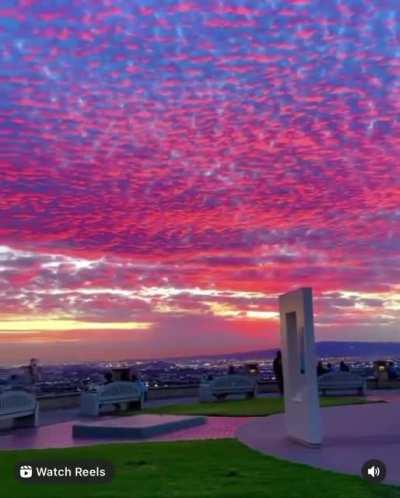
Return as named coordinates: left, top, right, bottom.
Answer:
left=0, top=389, right=39, bottom=429
left=199, top=375, right=257, bottom=402
left=319, top=371, right=366, bottom=396
left=80, top=381, right=144, bottom=417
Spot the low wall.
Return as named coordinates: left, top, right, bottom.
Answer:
left=367, top=378, right=400, bottom=390
left=147, top=385, right=198, bottom=400
left=37, top=378, right=394, bottom=411
left=37, top=381, right=280, bottom=410
left=38, top=392, right=80, bottom=411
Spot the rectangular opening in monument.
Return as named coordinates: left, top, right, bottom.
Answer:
left=299, top=326, right=305, bottom=375
left=285, top=311, right=300, bottom=389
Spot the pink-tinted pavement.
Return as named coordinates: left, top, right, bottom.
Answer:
left=236, top=400, right=400, bottom=486
left=0, top=416, right=249, bottom=450
left=2, top=395, right=400, bottom=488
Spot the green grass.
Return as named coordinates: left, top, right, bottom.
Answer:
left=0, top=439, right=397, bottom=498
left=143, top=396, right=375, bottom=417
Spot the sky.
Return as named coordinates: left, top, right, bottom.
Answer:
left=0, top=0, right=399, bottom=365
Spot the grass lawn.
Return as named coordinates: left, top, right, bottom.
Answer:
left=0, top=439, right=398, bottom=498
left=143, top=396, right=376, bottom=417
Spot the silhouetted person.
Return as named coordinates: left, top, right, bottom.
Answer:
left=9, top=374, right=21, bottom=387
left=388, top=362, right=397, bottom=380
left=8, top=373, right=31, bottom=390
left=326, top=363, right=333, bottom=372
left=104, top=371, right=113, bottom=384
left=228, top=365, right=235, bottom=375
left=27, top=358, right=40, bottom=384
left=121, top=370, right=131, bottom=381
left=273, top=351, right=284, bottom=395
left=340, top=361, right=349, bottom=372
left=133, top=373, right=148, bottom=401
left=317, top=361, right=327, bottom=376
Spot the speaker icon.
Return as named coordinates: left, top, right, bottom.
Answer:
left=367, top=465, right=380, bottom=478
left=362, top=460, right=386, bottom=482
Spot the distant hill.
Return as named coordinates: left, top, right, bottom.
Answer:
left=315, top=341, right=400, bottom=359
left=162, top=341, right=400, bottom=362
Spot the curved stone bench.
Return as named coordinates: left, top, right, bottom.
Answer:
left=319, top=371, right=366, bottom=396
left=80, top=381, right=144, bottom=417
left=0, top=389, right=39, bottom=429
left=199, top=375, right=257, bottom=402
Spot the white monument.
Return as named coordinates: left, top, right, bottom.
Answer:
left=279, top=287, right=322, bottom=447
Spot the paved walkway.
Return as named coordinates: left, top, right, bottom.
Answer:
left=0, top=416, right=249, bottom=450
left=0, top=392, right=277, bottom=449
left=3, top=391, right=400, bottom=487
left=236, top=400, right=400, bottom=486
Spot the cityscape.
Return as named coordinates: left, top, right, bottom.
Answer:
left=2, top=346, right=400, bottom=396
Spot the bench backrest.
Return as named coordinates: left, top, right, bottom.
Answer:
left=0, top=390, right=36, bottom=416
left=209, top=375, right=255, bottom=392
left=319, top=371, right=364, bottom=388
left=97, top=381, right=142, bottom=401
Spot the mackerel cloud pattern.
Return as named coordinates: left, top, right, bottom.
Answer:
left=0, top=0, right=399, bottom=360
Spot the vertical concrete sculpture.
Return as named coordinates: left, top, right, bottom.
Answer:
left=279, top=287, right=322, bottom=447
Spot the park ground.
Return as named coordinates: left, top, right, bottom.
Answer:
left=0, top=396, right=395, bottom=498
left=1, top=439, right=399, bottom=498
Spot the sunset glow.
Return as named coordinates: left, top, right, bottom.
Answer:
left=0, top=318, right=152, bottom=333
left=0, top=0, right=399, bottom=363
